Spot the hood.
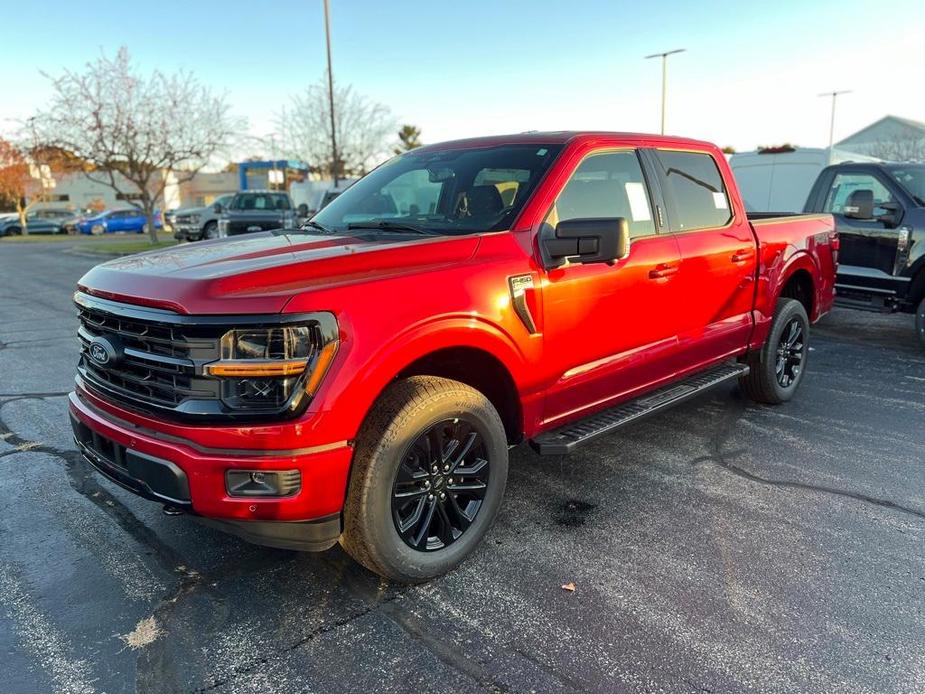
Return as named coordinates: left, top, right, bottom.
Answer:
left=77, top=230, right=480, bottom=314
left=171, top=205, right=209, bottom=216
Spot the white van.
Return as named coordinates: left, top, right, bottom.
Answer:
left=729, top=147, right=878, bottom=213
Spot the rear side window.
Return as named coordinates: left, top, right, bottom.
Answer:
left=232, top=193, right=291, bottom=210
left=655, top=150, right=731, bottom=230
left=549, top=150, right=655, bottom=239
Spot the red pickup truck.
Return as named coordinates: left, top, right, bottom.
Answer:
left=70, top=132, right=837, bottom=581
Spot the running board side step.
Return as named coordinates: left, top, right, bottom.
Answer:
left=530, top=362, right=750, bottom=455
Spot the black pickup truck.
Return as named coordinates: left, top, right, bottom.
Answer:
left=804, top=162, right=925, bottom=347
left=217, top=190, right=298, bottom=238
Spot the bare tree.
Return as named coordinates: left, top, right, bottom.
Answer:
left=866, top=132, right=925, bottom=162
left=277, top=77, right=396, bottom=178
left=30, top=47, right=239, bottom=243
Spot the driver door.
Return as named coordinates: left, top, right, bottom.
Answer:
left=825, top=170, right=903, bottom=281
left=539, top=149, right=683, bottom=428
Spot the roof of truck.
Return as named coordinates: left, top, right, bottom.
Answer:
left=413, top=131, right=715, bottom=152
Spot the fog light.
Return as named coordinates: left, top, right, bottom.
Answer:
left=225, top=469, right=301, bottom=497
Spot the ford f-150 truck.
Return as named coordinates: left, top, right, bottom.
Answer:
left=802, top=162, right=925, bottom=347
left=69, top=132, right=837, bottom=582
left=217, top=190, right=297, bottom=238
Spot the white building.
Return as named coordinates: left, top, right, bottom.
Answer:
left=836, top=115, right=925, bottom=162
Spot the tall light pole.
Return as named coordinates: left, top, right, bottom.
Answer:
left=323, top=0, right=339, bottom=185
left=819, top=90, right=852, bottom=158
left=644, top=48, right=685, bottom=135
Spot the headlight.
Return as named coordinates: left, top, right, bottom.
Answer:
left=282, top=214, right=295, bottom=229
left=204, top=317, right=338, bottom=412
left=189, top=213, right=201, bottom=225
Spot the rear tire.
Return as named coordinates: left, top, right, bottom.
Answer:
left=7, top=226, right=21, bottom=236
left=340, top=376, right=508, bottom=582
left=915, top=297, right=925, bottom=350
left=740, top=298, right=810, bottom=404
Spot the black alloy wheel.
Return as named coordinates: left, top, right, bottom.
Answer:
left=775, top=317, right=805, bottom=387
left=392, top=418, right=490, bottom=551
left=739, top=298, right=810, bottom=404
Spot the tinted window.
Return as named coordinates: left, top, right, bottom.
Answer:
left=888, top=166, right=925, bottom=206
left=232, top=193, right=291, bottom=211
left=655, top=151, right=731, bottom=230
left=313, top=144, right=563, bottom=235
left=824, top=173, right=894, bottom=217
left=548, top=150, right=655, bottom=239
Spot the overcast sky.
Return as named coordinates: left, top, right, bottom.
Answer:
left=2, top=0, right=922, bottom=158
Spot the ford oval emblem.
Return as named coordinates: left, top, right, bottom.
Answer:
left=88, top=337, right=118, bottom=366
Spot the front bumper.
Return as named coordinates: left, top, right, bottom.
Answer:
left=68, top=388, right=352, bottom=551
left=173, top=224, right=203, bottom=240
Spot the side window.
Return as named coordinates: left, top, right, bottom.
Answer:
left=824, top=173, right=893, bottom=217
left=548, top=150, right=655, bottom=239
left=655, top=150, right=732, bottom=230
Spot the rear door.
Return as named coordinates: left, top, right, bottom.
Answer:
left=540, top=148, right=684, bottom=427
left=649, top=148, right=758, bottom=369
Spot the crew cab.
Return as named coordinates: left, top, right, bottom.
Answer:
left=803, top=162, right=925, bottom=347
left=217, top=190, right=297, bottom=238
left=69, top=132, right=837, bottom=582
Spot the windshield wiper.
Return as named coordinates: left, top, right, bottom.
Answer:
left=300, top=220, right=334, bottom=233
left=347, top=221, right=441, bottom=236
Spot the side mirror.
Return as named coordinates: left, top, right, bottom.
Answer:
left=843, top=189, right=874, bottom=220
left=212, top=203, right=224, bottom=214
left=876, top=201, right=902, bottom=228
left=543, top=217, right=629, bottom=267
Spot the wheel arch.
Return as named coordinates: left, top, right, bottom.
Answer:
left=779, top=267, right=815, bottom=319
left=776, top=251, right=820, bottom=320
left=906, top=259, right=925, bottom=308
left=318, top=316, right=530, bottom=449
left=396, top=346, right=523, bottom=445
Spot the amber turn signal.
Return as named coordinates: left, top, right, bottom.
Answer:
left=305, top=341, right=338, bottom=395
left=204, top=359, right=308, bottom=378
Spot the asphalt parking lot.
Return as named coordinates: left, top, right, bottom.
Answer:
left=1, top=239, right=923, bottom=694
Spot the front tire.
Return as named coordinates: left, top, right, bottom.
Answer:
left=202, top=221, right=218, bottom=240
left=740, top=298, right=810, bottom=404
left=915, top=297, right=925, bottom=350
left=341, top=376, right=508, bottom=582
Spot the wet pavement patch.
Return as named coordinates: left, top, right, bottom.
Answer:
left=553, top=498, right=597, bottom=527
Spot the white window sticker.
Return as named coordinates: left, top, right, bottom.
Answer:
left=625, top=182, right=652, bottom=222
left=712, top=192, right=729, bottom=210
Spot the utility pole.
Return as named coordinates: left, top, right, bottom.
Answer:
left=644, top=49, right=685, bottom=135
left=819, top=90, right=852, bottom=162
left=323, top=0, right=339, bottom=185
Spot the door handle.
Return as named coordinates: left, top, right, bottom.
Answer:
left=731, top=248, right=755, bottom=263
left=648, top=263, right=679, bottom=279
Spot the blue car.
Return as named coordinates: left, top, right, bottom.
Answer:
left=76, top=208, right=163, bottom=235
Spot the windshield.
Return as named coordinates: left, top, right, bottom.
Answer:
left=312, top=143, right=563, bottom=235
left=231, top=192, right=291, bottom=211
left=888, top=166, right=925, bottom=206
